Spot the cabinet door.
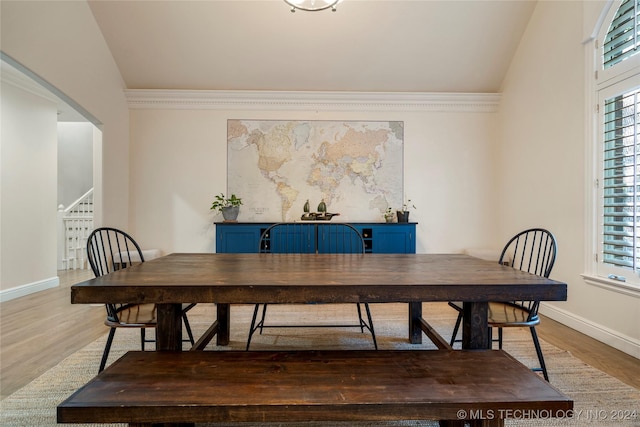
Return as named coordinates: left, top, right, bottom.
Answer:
left=317, top=224, right=366, bottom=253
left=268, top=224, right=316, bottom=253
left=216, top=224, right=270, bottom=253
left=368, top=224, right=416, bottom=254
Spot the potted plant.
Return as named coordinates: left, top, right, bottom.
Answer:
left=211, top=193, right=243, bottom=222
left=383, top=207, right=395, bottom=223
left=396, top=199, right=415, bottom=223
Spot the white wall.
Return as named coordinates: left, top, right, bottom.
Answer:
left=128, top=104, right=499, bottom=255
left=1, top=0, right=130, bottom=230
left=58, top=122, right=93, bottom=208
left=1, top=81, right=58, bottom=294
left=1, top=0, right=129, bottom=298
left=498, top=1, right=639, bottom=356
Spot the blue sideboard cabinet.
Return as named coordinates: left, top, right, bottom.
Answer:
left=215, top=222, right=416, bottom=254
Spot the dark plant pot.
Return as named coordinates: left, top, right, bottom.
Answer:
left=396, top=210, right=409, bottom=223
left=221, top=206, right=240, bottom=222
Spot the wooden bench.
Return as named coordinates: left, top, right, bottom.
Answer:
left=57, top=350, right=573, bottom=427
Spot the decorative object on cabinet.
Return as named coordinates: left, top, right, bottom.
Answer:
left=397, top=199, right=416, bottom=223
left=300, top=212, right=340, bottom=221
left=396, top=211, right=410, bottom=223
left=384, top=208, right=395, bottom=223
left=300, top=199, right=339, bottom=220
left=210, top=193, right=242, bottom=222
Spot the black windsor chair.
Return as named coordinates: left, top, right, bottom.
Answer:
left=246, top=222, right=377, bottom=350
left=86, top=227, right=196, bottom=372
left=448, top=228, right=557, bottom=381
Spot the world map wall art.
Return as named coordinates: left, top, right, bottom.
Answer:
left=227, top=120, right=404, bottom=222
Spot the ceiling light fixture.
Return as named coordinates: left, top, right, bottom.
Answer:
left=284, top=0, right=340, bottom=13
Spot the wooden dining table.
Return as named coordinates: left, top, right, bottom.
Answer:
left=71, top=253, right=568, bottom=351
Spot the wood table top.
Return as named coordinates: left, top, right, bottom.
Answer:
left=71, top=253, right=567, bottom=305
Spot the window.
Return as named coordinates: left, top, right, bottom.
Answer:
left=603, top=0, right=640, bottom=69
left=594, top=0, right=640, bottom=291
left=601, top=87, right=640, bottom=272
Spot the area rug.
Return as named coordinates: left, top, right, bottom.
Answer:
left=1, top=303, right=638, bottom=426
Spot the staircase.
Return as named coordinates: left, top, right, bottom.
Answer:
left=58, top=189, right=94, bottom=270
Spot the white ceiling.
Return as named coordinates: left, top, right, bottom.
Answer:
left=88, top=0, right=537, bottom=93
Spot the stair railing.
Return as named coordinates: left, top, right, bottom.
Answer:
left=58, top=188, right=94, bottom=270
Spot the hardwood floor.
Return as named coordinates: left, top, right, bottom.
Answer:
left=0, top=269, right=103, bottom=400
left=537, top=314, right=640, bottom=389
left=1, top=270, right=639, bottom=400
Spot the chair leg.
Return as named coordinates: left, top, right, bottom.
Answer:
left=498, top=327, right=503, bottom=349
left=450, top=312, right=463, bottom=346
left=99, top=328, right=116, bottom=373
left=258, top=303, right=268, bottom=334
left=530, top=326, right=549, bottom=382
left=364, top=303, right=378, bottom=350
left=246, top=304, right=261, bottom=351
left=356, top=303, right=365, bottom=333
left=183, top=313, right=195, bottom=345
left=141, top=329, right=146, bottom=351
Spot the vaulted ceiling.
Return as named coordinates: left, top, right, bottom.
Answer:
left=88, top=0, right=537, bottom=93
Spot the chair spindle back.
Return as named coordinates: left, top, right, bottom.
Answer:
left=497, top=228, right=557, bottom=319
left=87, top=227, right=145, bottom=277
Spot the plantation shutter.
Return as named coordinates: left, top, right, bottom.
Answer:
left=604, top=0, right=640, bottom=69
left=602, top=90, right=640, bottom=270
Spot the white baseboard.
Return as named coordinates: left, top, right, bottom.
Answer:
left=0, top=276, right=59, bottom=302
left=540, top=302, right=640, bottom=359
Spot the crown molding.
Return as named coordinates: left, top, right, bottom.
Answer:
left=125, top=90, right=500, bottom=113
